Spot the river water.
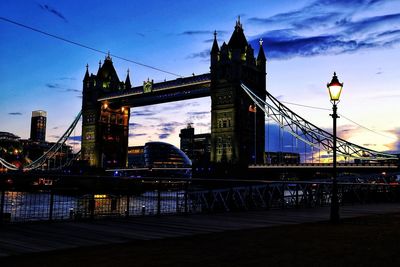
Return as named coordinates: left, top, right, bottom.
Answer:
left=1, top=190, right=187, bottom=222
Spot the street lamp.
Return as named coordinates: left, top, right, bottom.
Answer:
left=327, top=72, right=343, bottom=223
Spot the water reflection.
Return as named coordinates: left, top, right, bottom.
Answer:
left=1, top=191, right=186, bottom=222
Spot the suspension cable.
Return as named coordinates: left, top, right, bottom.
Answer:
left=240, top=83, right=397, bottom=160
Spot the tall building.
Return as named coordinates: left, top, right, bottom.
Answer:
left=30, top=110, right=47, bottom=142
left=179, top=124, right=195, bottom=159
left=179, top=124, right=211, bottom=165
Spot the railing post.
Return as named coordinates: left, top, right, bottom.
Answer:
left=281, top=183, right=285, bottom=209
left=89, top=194, right=95, bottom=220
left=184, top=181, right=188, bottom=214
left=0, top=189, right=5, bottom=223
left=265, top=184, right=270, bottom=210
left=125, top=195, right=130, bottom=218
left=248, top=186, right=253, bottom=210
left=176, top=192, right=179, bottom=213
left=295, top=184, right=299, bottom=208
left=157, top=182, right=161, bottom=216
left=49, top=190, right=54, bottom=221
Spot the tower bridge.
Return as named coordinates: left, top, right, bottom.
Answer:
left=81, top=19, right=267, bottom=168
left=1, top=19, right=397, bottom=173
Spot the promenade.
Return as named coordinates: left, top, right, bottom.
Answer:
left=0, top=203, right=399, bottom=265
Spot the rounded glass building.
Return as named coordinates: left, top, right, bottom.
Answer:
left=126, top=142, right=192, bottom=178
left=144, top=142, right=191, bottom=168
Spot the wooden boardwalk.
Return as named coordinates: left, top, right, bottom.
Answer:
left=0, top=203, right=399, bottom=258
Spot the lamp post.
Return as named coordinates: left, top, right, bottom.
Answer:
left=327, top=72, right=343, bottom=223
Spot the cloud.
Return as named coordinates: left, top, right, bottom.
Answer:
left=58, top=77, right=76, bottom=81
left=46, top=83, right=80, bottom=93
left=187, top=111, right=209, bottom=116
left=49, top=135, right=60, bottom=139
left=46, top=83, right=59, bottom=89
left=180, top=30, right=227, bottom=36
left=187, top=111, right=209, bottom=120
left=131, top=109, right=157, bottom=116
left=68, top=136, right=81, bottom=141
left=156, top=121, right=185, bottom=140
left=244, top=0, right=400, bottom=60
left=159, top=133, right=170, bottom=139
left=136, top=32, right=145, bottom=37
left=181, top=30, right=214, bottom=35
left=68, top=142, right=80, bottom=146
left=65, top=89, right=80, bottom=93
left=194, top=122, right=211, bottom=128
left=158, top=122, right=184, bottom=132
left=204, top=38, right=224, bottom=43
left=163, top=101, right=200, bottom=111
left=146, top=117, right=163, bottom=122
left=187, top=49, right=210, bottom=59
left=129, top=122, right=143, bottom=128
left=336, top=125, right=360, bottom=140
left=37, top=3, right=68, bottom=23
left=129, top=133, right=147, bottom=138
left=8, top=112, right=22, bottom=115
left=386, top=128, right=400, bottom=153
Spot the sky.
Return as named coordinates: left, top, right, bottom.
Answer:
left=0, top=0, right=399, bottom=156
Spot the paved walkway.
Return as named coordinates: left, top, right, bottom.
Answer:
left=1, top=203, right=399, bottom=258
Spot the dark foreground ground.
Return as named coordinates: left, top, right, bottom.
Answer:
left=1, top=213, right=399, bottom=267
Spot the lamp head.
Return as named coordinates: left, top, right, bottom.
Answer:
left=327, top=72, right=343, bottom=102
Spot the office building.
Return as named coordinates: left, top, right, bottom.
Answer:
left=30, top=110, right=47, bottom=142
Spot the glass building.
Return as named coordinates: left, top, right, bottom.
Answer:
left=126, top=142, right=192, bottom=178
left=143, top=142, right=191, bottom=168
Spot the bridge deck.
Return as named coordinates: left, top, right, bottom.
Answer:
left=0, top=203, right=399, bottom=258
left=98, top=73, right=211, bottom=107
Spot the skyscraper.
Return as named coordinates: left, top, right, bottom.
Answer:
left=30, top=110, right=47, bottom=142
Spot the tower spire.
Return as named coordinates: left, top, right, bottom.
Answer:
left=125, top=68, right=131, bottom=89
left=257, top=38, right=266, bottom=62
left=84, top=63, right=90, bottom=80
left=97, top=60, right=102, bottom=75
left=211, top=30, right=219, bottom=54
left=83, top=64, right=89, bottom=81
left=235, top=15, right=242, bottom=30
left=105, top=51, right=112, bottom=61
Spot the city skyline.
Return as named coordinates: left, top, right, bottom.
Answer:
left=1, top=0, right=399, bottom=154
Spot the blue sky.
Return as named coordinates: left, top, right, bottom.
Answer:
left=1, top=0, right=399, bottom=155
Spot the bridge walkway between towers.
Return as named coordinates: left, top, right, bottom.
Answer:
left=98, top=73, right=211, bottom=107
left=0, top=203, right=400, bottom=258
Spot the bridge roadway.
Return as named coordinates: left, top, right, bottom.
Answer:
left=0, top=203, right=399, bottom=258
left=98, top=73, right=211, bottom=107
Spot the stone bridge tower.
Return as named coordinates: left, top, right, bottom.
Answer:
left=210, top=19, right=266, bottom=167
left=81, top=55, right=130, bottom=168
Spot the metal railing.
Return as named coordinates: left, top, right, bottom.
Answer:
left=1, top=175, right=399, bottom=223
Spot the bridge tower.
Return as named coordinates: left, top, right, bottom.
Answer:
left=210, top=19, right=266, bottom=166
left=81, top=55, right=130, bottom=168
